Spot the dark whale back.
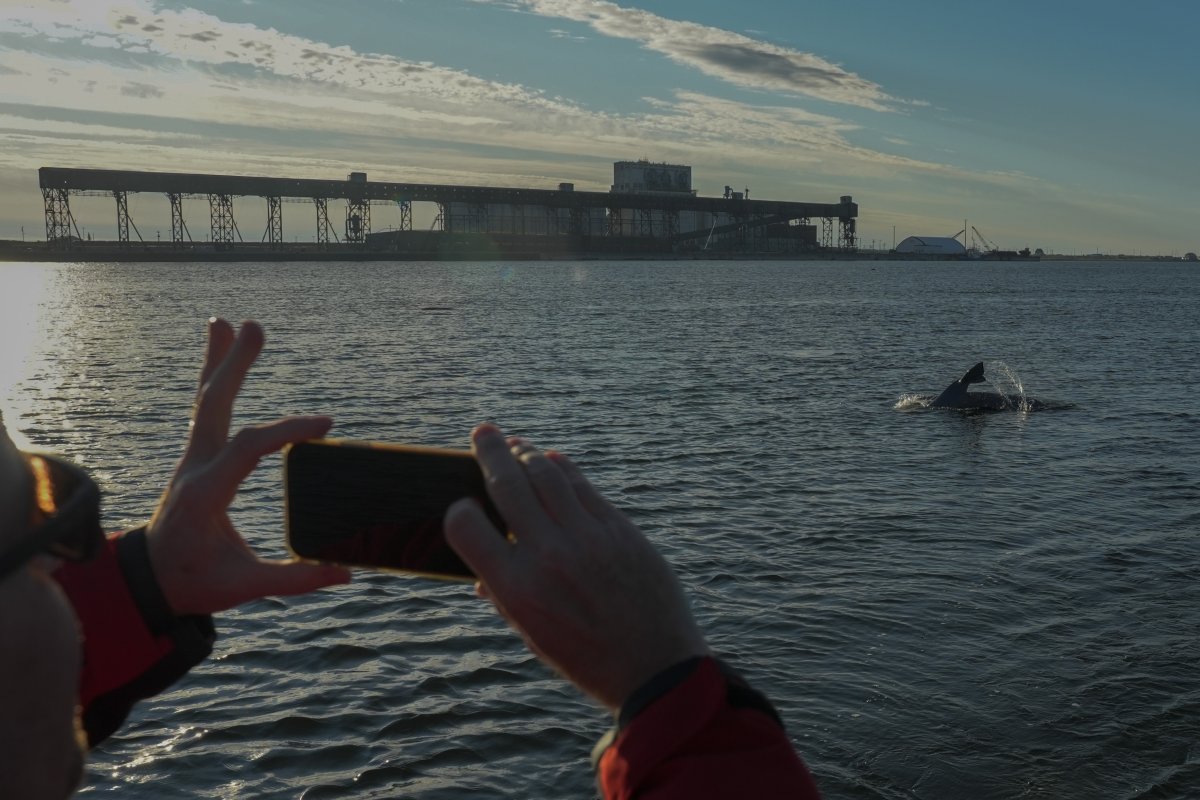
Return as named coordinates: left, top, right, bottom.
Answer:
left=929, top=362, right=1047, bottom=411
left=931, top=362, right=987, bottom=408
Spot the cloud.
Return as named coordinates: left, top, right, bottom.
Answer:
left=120, top=81, right=164, bottom=98
left=478, top=0, right=902, bottom=110
left=183, top=29, right=220, bottom=43
left=0, top=112, right=205, bottom=149
left=93, top=3, right=583, bottom=114
left=0, top=1, right=984, bottom=212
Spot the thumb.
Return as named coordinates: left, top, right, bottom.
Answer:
left=243, top=559, right=352, bottom=600
left=445, top=499, right=510, bottom=586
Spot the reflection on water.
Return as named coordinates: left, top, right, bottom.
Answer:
left=0, top=263, right=51, bottom=448
left=6, top=259, right=1198, bottom=799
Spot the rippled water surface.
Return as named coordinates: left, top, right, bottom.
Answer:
left=3, top=259, right=1198, bottom=799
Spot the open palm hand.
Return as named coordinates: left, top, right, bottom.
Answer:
left=146, top=318, right=350, bottom=616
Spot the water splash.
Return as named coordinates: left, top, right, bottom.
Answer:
left=893, top=393, right=929, bottom=410
left=985, top=361, right=1033, bottom=411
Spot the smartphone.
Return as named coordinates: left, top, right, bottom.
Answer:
left=283, top=439, right=506, bottom=581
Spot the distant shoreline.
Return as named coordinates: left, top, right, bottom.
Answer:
left=0, top=239, right=1192, bottom=264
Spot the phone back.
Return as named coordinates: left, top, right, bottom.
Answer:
left=284, top=439, right=503, bottom=581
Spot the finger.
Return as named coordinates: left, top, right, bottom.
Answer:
left=188, top=321, right=265, bottom=462
left=238, top=559, right=352, bottom=602
left=471, top=424, right=552, bottom=537
left=445, top=498, right=512, bottom=588
left=506, top=436, right=533, bottom=455
left=195, top=318, right=235, bottom=404
left=515, top=447, right=587, bottom=527
left=546, top=451, right=616, bottom=519
left=207, top=416, right=333, bottom=493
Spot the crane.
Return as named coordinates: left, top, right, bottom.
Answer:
left=971, top=225, right=998, bottom=253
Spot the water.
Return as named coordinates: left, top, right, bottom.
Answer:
left=2, top=259, right=1198, bottom=799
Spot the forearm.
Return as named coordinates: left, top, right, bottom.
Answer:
left=594, top=657, right=821, bottom=800
left=54, top=528, right=215, bottom=747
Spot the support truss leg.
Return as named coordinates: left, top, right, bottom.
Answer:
left=345, top=198, right=370, bottom=243
left=607, top=208, right=623, bottom=237
left=43, top=188, right=73, bottom=247
left=637, top=208, right=653, bottom=237
left=840, top=218, right=857, bottom=252
left=314, top=198, right=331, bottom=246
left=114, top=191, right=130, bottom=245
left=169, top=193, right=187, bottom=246
left=265, top=196, right=283, bottom=247
left=209, top=193, right=235, bottom=248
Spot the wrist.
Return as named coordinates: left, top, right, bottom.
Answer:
left=616, top=654, right=783, bottom=729
left=616, top=655, right=708, bottom=726
left=115, top=526, right=177, bottom=634
left=602, top=633, right=711, bottom=713
left=591, top=655, right=786, bottom=771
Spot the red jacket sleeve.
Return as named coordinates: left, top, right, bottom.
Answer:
left=54, top=527, right=215, bottom=747
left=595, top=657, right=821, bottom=800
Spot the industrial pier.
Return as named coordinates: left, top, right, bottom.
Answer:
left=23, top=161, right=859, bottom=261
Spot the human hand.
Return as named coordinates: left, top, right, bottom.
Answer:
left=444, top=424, right=710, bottom=712
left=146, top=319, right=350, bottom=616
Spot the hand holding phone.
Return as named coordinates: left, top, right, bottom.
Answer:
left=444, top=424, right=711, bottom=711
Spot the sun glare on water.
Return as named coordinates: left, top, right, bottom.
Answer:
left=0, top=264, right=51, bottom=447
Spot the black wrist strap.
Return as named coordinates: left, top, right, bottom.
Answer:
left=115, top=526, right=175, bottom=636
left=618, top=656, right=783, bottom=730
left=716, top=659, right=784, bottom=728
left=617, top=656, right=706, bottom=728
left=84, top=526, right=216, bottom=748
left=592, top=656, right=785, bottom=770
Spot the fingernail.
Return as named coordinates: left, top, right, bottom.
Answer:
left=474, top=423, right=502, bottom=441
left=445, top=497, right=477, bottom=521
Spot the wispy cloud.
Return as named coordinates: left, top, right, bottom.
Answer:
left=0, top=1, right=975, bottom=207
left=478, top=0, right=903, bottom=111
left=119, top=81, right=164, bottom=99
left=0, top=1, right=575, bottom=114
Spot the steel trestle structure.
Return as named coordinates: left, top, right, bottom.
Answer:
left=37, top=166, right=858, bottom=254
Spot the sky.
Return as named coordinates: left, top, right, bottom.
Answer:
left=0, top=0, right=1197, bottom=255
